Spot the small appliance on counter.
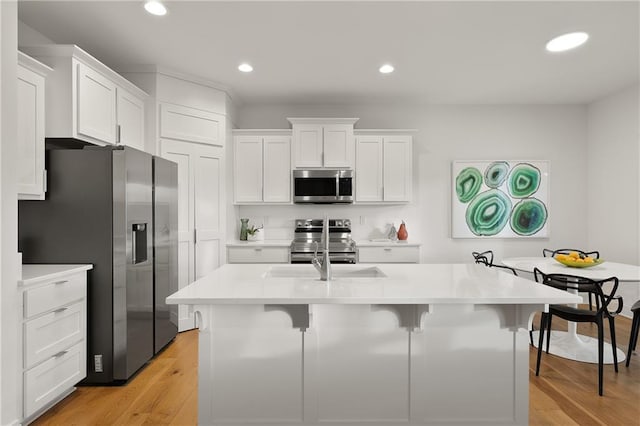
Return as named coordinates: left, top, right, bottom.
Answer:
left=290, top=218, right=356, bottom=264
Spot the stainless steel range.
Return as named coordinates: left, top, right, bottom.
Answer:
left=290, top=218, right=356, bottom=264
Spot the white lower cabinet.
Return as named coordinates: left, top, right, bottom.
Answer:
left=227, top=246, right=290, bottom=263
left=204, top=305, right=304, bottom=423
left=199, top=303, right=526, bottom=424
left=304, top=305, right=410, bottom=422
left=20, top=265, right=91, bottom=424
left=358, top=245, right=420, bottom=263
left=24, top=341, right=86, bottom=418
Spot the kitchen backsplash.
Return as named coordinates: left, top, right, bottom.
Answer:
left=236, top=204, right=420, bottom=242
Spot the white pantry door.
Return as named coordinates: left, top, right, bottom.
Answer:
left=193, top=144, right=223, bottom=279
left=160, top=139, right=223, bottom=331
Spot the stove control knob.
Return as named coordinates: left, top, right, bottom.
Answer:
left=336, top=220, right=343, bottom=227
left=344, top=219, right=351, bottom=227
left=296, top=220, right=303, bottom=227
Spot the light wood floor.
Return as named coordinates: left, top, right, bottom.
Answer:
left=34, top=310, right=639, bottom=426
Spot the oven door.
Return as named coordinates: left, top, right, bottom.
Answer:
left=290, top=252, right=356, bottom=264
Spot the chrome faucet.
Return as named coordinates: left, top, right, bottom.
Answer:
left=312, top=217, right=332, bottom=281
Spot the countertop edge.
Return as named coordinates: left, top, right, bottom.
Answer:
left=166, top=297, right=580, bottom=305
left=20, top=264, right=94, bottom=286
left=356, top=241, right=421, bottom=247
left=226, top=240, right=422, bottom=247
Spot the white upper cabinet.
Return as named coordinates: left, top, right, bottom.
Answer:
left=20, top=45, right=147, bottom=149
left=17, top=52, right=52, bottom=200
left=354, top=135, right=383, bottom=202
left=77, top=62, right=117, bottom=144
left=234, top=135, right=263, bottom=203
left=159, top=103, right=224, bottom=146
left=382, top=135, right=413, bottom=202
left=233, top=131, right=291, bottom=204
left=288, top=118, right=358, bottom=169
left=263, top=136, right=291, bottom=202
left=355, top=132, right=413, bottom=203
left=116, top=88, right=145, bottom=151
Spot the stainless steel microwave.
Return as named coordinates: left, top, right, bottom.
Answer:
left=293, top=169, right=354, bottom=204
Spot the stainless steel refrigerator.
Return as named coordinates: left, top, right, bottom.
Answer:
left=19, top=145, right=178, bottom=384
left=152, top=156, right=178, bottom=354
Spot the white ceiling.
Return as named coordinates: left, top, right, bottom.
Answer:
left=17, top=1, right=639, bottom=106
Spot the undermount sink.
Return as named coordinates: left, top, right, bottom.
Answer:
left=263, top=265, right=387, bottom=279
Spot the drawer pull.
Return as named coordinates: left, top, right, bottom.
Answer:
left=384, top=248, right=393, bottom=251
left=254, top=248, right=263, bottom=252
left=53, top=280, right=69, bottom=285
left=53, top=307, right=68, bottom=314
left=53, top=350, right=68, bottom=358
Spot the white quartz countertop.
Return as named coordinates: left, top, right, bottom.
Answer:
left=357, top=240, right=421, bottom=247
left=20, top=264, right=93, bottom=286
left=167, top=263, right=580, bottom=305
left=227, top=240, right=292, bottom=247
left=226, top=240, right=421, bottom=247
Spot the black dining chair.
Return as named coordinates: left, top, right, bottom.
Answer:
left=533, top=268, right=622, bottom=396
left=625, top=299, right=640, bottom=367
left=542, top=248, right=601, bottom=310
left=472, top=250, right=518, bottom=275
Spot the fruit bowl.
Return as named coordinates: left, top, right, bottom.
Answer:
left=554, top=256, right=605, bottom=268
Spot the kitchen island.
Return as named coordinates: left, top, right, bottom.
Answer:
left=167, top=263, right=580, bottom=426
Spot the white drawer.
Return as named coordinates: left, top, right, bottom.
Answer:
left=227, top=246, right=290, bottom=263
left=24, top=340, right=86, bottom=418
left=358, top=246, right=420, bottom=263
left=23, top=272, right=86, bottom=319
left=24, top=301, right=85, bottom=369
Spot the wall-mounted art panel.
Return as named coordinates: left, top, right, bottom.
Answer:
left=452, top=160, right=549, bottom=238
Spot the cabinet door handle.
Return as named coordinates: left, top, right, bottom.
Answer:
left=116, top=124, right=121, bottom=144
left=254, top=248, right=263, bottom=252
left=54, top=350, right=68, bottom=358
left=53, top=307, right=68, bottom=314
left=54, top=280, right=68, bottom=285
left=384, top=248, right=392, bottom=251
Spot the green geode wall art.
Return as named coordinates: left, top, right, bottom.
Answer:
left=455, top=167, right=483, bottom=203
left=484, top=161, right=510, bottom=189
left=465, top=189, right=512, bottom=236
left=508, top=163, right=541, bottom=198
left=452, top=160, right=549, bottom=238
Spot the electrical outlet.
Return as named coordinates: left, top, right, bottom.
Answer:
left=94, top=354, right=103, bottom=372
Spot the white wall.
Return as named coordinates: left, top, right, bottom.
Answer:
left=587, top=84, right=639, bottom=264
left=236, top=103, right=589, bottom=263
left=587, top=84, right=640, bottom=316
left=18, top=20, right=55, bottom=45
left=2, top=3, right=22, bottom=424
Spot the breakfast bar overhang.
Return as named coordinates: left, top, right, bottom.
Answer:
left=167, top=263, right=581, bottom=426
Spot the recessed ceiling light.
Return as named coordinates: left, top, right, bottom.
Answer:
left=545, top=32, right=589, bottom=52
left=379, top=64, right=394, bottom=74
left=238, top=63, right=254, bottom=73
left=144, top=1, right=167, bottom=16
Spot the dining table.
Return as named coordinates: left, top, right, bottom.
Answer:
left=502, top=256, right=640, bottom=364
